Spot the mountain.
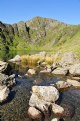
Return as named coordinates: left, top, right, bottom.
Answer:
left=0, top=16, right=80, bottom=60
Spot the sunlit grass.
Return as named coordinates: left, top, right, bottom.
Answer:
left=20, top=53, right=62, bottom=66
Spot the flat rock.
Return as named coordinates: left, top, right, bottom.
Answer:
left=66, top=79, right=80, bottom=88
left=39, top=69, right=51, bottom=74
left=52, top=68, right=68, bottom=76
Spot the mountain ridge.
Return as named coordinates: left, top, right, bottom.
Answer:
left=0, top=16, right=80, bottom=60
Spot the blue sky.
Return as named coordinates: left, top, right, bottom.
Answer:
left=0, top=0, right=80, bottom=25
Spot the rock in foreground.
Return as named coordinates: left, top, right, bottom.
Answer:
left=29, top=86, right=59, bottom=120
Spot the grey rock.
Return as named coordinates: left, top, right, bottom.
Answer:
left=28, top=106, right=42, bottom=120
left=69, top=63, right=80, bottom=76
left=52, top=68, right=68, bottom=76
left=0, top=73, right=16, bottom=88
left=66, top=79, right=80, bottom=88
left=0, top=85, right=10, bottom=103
left=52, top=103, right=64, bottom=117
left=0, top=61, right=8, bottom=73
left=59, top=52, right=78, bottom=68
left=32, top=86, right=59, bottom=102
left=55, top=81, right=71, bottom=90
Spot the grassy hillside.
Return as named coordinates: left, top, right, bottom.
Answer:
left=0, top=16, right=80, bottom=60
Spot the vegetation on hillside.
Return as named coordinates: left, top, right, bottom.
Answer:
left=0, top=17, right=80, bottom=60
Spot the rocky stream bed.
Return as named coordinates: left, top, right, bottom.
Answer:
left=0, top=55, right=80, bottom=121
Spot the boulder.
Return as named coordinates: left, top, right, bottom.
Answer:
left=29, top=93, right=51, bottom=112
left=0, top=73, right=8, bottom=85
left=0, top=85, right=10, bottom=103
left=66, top=79, right=80, bottom=88
left=28, top=106, right=42, bottom=120
left=32, top=86, right=59, bottom=102
left=59, top=52, right=78, bottom=68
left=6, top=74, right=16, bottom=88
left=52, top=103, right=64, bottom=117
left=29, top=86, right=59, bottom=118
left=9, top=55, right=21, bottom=62
left=0, top=73, right=16, bottom=88
left=69, top=63, right=80, bottom=76
left=27, top=69, right=36, bottom=75
left=55, top=81, right=71, bottom=90
left=52, top=68, right=68, bottom=76
left=0, top=61, right=8, bottom=73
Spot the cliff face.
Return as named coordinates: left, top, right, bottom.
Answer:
left=0, top=17, right=80, bottom=60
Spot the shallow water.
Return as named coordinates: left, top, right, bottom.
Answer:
left=0, top=65, right=80, bottom=121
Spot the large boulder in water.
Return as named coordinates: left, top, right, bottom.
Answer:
left=32, top=86, right=59, bottom=102
left=0, top=85, right=10, bottom=103
left=29, top=86, right=59, bottom=121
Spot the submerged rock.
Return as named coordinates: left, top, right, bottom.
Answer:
left=60, top=103, right=75, bottom=119
left=0, top=85, right=9, bottom=103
